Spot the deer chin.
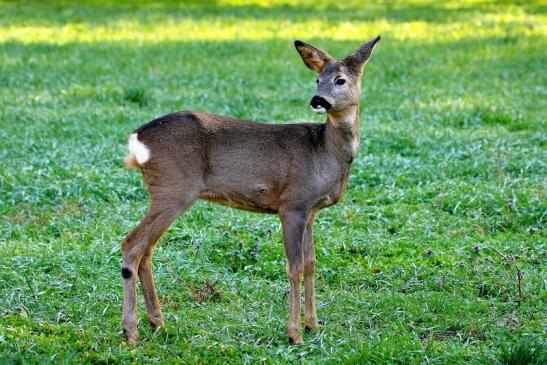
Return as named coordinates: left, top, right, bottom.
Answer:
left=311, top=106, right=327, bottom=114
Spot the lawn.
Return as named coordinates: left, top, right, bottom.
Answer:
left=0, top=0, right=545, bottom=363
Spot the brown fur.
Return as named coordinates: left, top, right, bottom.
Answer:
left=121, top=36, right=380, bottom=345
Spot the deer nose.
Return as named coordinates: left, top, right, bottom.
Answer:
left=310, top=95, right=332, bottom=110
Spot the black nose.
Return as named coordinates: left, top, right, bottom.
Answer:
left=310, top=95, right=332, bottom=110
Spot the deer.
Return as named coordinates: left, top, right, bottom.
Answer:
left=121, top=36, right=381, bottom=345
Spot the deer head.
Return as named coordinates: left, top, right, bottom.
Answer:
left=294, top=36, right=381, bottom=116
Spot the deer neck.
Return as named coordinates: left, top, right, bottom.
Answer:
left=325, top=105, right=361, bottom=164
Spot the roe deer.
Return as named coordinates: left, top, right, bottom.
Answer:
left=121, top=36, right=381, bottom=345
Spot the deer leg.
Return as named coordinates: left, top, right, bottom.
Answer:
left=138, top=245, right=164, bottom=332
left=121, top=200, right=191, bottom=344
left=303, top=214, right=318, bottom=331
left=280, top=210, right=308, bottom=345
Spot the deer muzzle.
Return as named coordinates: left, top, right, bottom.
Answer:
left=310, top=95, right=332, bottom=114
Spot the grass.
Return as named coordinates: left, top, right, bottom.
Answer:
left=0, top=0, right=545, bottom=363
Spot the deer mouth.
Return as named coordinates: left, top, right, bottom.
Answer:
left=311, top=105, right=327, bottom=114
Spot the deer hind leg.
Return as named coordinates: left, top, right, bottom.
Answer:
left=280, top=210, right=309, bottom=345
left=138, top=243, right=163, bottom=332
left=121, top=192, right=196, bottom=344
left=303, top=214, right=319, bottom=332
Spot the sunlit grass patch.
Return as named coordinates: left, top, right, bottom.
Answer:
left=0, top=0, right=545, bottom=44
left=1, top=16, right=545, bottom=44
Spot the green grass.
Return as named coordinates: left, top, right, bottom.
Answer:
left=0, top=0, right=546, bottom=363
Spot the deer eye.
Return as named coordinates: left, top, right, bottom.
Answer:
left=316, top=79, right=319, bottom=84
left=335, top=78, right=346, bottom=86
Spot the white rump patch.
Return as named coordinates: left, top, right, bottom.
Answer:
left=128, top=133, right=150, bottom=165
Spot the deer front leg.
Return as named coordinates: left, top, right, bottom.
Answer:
left=303, top=215, right=319, bottom=331
left=280, top=210, right=308, bottom=345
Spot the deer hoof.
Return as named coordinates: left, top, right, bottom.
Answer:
left=123, top=327, right=140, bottom=345
left=305, top=319, right=319, bottom=332
left=289, top=334, right=304, bottom=345
left=148, top=317, right=165, bottom=332
left=125, top=332, right=140, bottom=345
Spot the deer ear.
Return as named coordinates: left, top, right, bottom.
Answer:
left=294, top=40, right=333, bottom=73
left=343, top=35, right=381, bottom=75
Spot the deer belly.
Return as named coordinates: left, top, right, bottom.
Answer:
left=200, top=188, right=278, bottom=214
left=315, top=193, right=340, bottom=209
